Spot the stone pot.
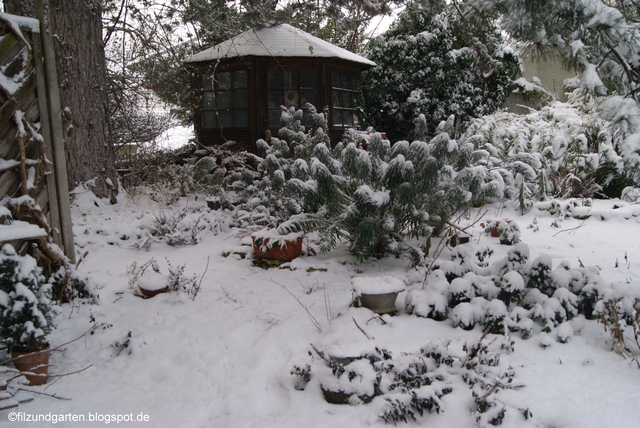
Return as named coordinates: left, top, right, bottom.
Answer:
left=359, top=291, right=400, bottom=315
left=11, top=345, right=51, bottom=386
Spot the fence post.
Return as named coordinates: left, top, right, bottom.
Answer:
left=35, top=0, right=75, bottom=263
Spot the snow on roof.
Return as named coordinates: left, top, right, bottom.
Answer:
left=185, top=24, right=376, bottom=68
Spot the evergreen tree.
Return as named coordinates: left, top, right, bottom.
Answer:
left=462, top=0, right=640, bottom=100
left=361, top=0, right=519, bottom=141
left=0, top=245, right=55, bottom=352
left=233, top=106, right=495, bottom=264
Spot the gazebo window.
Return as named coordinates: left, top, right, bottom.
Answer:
left=331, top=70, right=359, bottom=128
left=267, top=69, right=315, bottom=127
left=202, top=70, right=248, bottom=128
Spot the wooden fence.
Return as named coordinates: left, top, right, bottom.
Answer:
left=0, top=1, right=75, bottom=263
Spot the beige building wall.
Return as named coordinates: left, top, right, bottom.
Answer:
left=505, top=55, right=577, bottom=114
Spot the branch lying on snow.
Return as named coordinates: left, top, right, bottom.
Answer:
left=271, top=278, right=322, bottom=332
left=0, top=324, right=100, bottom=366
left=352, top=317, right=374, bottom=340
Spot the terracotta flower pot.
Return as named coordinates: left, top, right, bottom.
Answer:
left=138, top=284, right=169, bottom=297
left=251, top=236, right=303, bottom=262
left=11, top=345, right=51, bottom=386
left=137, top=274, right=170, bottom=298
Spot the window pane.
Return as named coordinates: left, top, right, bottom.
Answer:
left=233, top=110, right=248, bottom=127
left=350, top=74, right=358, bottom=90
left=216, top=72, right=230, bottom=90
left=283, top=89, right=299, bottom=107
left=283, top=70, right=298, bottom=88
left=202, top=92, right=215, bottom=110
left=332, top=89, right=341, bottom=107
left=333, top=109, right=343, bottom=126
left=233, top=90, right=248, bottom=108
left=215, top=91, right=230, bottom=109
left=202, top=111, right=216, bottom=128
left=341, top=73, right=349, bottom=89
left=218, top=111, right=232, bottom=128
left=331, top=70, right=340, bottom=88
left=202, top=74, right=213, bottom=91
left=268, top=90, right=282, bottom=108
left=233, top=70, right=247, bottom=89
left=268, top=70, right=282, bottom=88
left=300, top=89, right=314, bottom=107
left=269, top=109, right=281, bottom=127
left=343, top=92, right=353, bottom=108
left=300, top=70, right=314, bottom=88
left=344, top=110, right=354, bottom=126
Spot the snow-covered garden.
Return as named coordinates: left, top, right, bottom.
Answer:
left=3, top=89, right=640, bottom=427
left=2, top=176, right=639, bottom=427
left=3, top=1, right=640, bottom=426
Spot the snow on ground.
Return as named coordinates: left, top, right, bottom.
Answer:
left=154, top=125, right=194, bottom=150
left=2, top=190, right=640, bottom=427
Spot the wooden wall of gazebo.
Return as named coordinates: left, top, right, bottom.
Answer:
left=190, top=56, right=368, bottom=149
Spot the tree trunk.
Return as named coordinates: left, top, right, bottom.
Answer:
left=4, top=0, right=119, bottom=202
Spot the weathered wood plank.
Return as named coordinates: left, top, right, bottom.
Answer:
left=2, top=44, right=29, bottom=77
left=31, top=28, right=60, bottom=245
left=0, top=69, right=37, bottom=137
left=36, top=0, right=75, bottom=263
left=0, top=32, right=19, bottom=65
left=0, top=168, right=20, bottom=198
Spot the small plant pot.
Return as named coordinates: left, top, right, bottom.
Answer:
left=352, top=276, right=405, bottom=315
left=486, top=219, right=512, bottom=237
left=137, top=275, right=170, bottom=297
left=321, top=387, right=353, bottom=405
left=251, top=235, right=303, bottom=262
left=11, top=345, right=50, bottom=386
left=321, top=386, right=374, bottom=405
left=359, top=292, right=401, bottom=315
left=138, top=284, right=169, bottom=297
left=206, top=198, right=221, bottom=210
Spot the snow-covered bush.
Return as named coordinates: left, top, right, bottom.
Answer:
left=361, top=0, right=519, bottom=140
left=293, top=336, right=529, bottom=426
left=0, top=245, right=56, bottom=352
left=413, top=243, right=615, bottom=339
left=233, top=106, right=491, bottom=264
left=459, top=88, right=640, bottom=205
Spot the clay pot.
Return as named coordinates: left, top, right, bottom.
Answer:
left=11, top=345, right=50, bottom=385
left=206, top=198, right=221, bottom=210
left=359, top=291, right=400, bottom=315
left=251, top=236, right=303, bottom=262
left=138, top=284, right=169, bottom=297
left=137, top=274, right=170, bottom=297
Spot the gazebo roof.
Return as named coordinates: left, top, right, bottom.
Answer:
left=185, top=24, right=376, bottom=68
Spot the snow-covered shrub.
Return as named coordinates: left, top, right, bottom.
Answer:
left=414, top=242, right=615, bottom=339
left=594, top=295, right=640, bottom=359
left=361, top=0, right=519, bottom=140
left=127, top=258, right=200, bottom=297
left=0, top=245, right=56, bottom=352
left=237, top=106, right=484, bottom=264
left=459, top=87, right=640, bottom=203
left=295, top=336, right=528, bottom=425
left=621, top=186, right=640, bottom=203
left=145, top=208, right=210, bottom=246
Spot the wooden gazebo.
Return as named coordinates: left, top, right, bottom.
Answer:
left=185, top=24, right=376, bottom=148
